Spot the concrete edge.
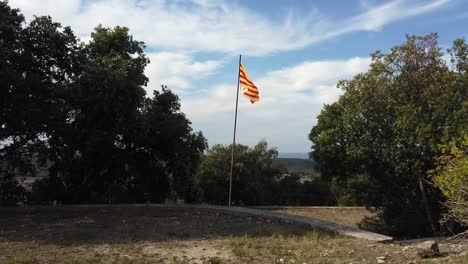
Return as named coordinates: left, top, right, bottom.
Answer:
left=0, top=204, right=393, bottom=242
left=249, top=206, right=367, bottom=210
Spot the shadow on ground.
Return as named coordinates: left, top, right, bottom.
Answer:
left=0, top=206, right=329, bottom=246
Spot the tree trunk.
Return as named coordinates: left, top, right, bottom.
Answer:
left=418, top=175, right=437, bottom=235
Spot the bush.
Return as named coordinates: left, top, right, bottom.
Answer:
left=431, top=136, right=468, bottom=227
left=196, top=140, right=280, bottom=205
left=0, top=173, right=27, bottom=206
left=274, top=175, right=335, bottom=206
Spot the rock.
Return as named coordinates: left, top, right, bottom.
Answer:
left=413, top=240, right=437, bottom=250
left=376, top=256, right=386, bottom=263
left=416, top=242, right=443, bottom=259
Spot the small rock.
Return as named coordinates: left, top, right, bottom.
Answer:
left=413, top=240, right=437, bottom=250
left=416, top=242, right=443, bottom=259
left=376, top=256, right=386, bottom=263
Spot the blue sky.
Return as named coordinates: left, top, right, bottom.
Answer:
left=10, top=0, right=467, bottom=153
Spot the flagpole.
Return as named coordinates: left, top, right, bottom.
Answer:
left=229, top=54, right=242, bottom=207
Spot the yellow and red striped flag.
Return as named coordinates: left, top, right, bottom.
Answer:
left=239, top=63, right=260, bottom=104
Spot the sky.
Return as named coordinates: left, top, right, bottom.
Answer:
left=9, top=0, right=468, bottom=153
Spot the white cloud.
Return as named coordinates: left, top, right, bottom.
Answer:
left=259, top=57, right=372, bottom=95
left=181, top=57, right=371, bottom=151
left=345, top=0, right=450, bottom=32
left=145, top=52, right=222, bottom=94
left=9, top=0, right=80, bottom=22
left=9, top=0, right=451, bottom=56
left=7, top=0, right=454, bottom=151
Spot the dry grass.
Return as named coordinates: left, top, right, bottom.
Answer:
left=272, top=207, right=375, bottom=228
left=0, top=207, right=466, bottom=264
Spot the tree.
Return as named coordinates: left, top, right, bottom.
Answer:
left=1, top=2, right=84, bottom=205
left=42, top=25, right=150, bottom=203
left=196, top=140, right=335, bottom=206
left=41, top=26, right=207, bottom=204
left=1, top=1, right=207, bottom=205
left=431, top=136, right=468, bottom=227
left=196, top=140, right=281, bottom=205
left=310, top=34, right=467, bottom=237
left=1, top=10, right=83, bottom=156
left=132, top=87, right=207, bottom=203
left=430, top=39, right=468, bottom=228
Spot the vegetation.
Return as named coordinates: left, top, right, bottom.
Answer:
left=431, top=136, right=468, bottom=227
left=1, top=0, right=467, bottom=240
left=310, top=33, right=467, bottom=237
left=272, top=157, right=317, bottom=176
left=196, top=140, right=280, bottom=205
left=196, top=140, right=334, bottom=206
left=0, top=1, right=206, bottom=205
left=272, top=207, right=375, bottom=228
left=2, top=207, right=466, bottom=263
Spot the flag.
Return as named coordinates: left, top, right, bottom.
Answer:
left=239, top=63, right=260, bottom=104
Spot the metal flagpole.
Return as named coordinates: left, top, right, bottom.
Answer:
left=228, top=55, right=242, bottom=206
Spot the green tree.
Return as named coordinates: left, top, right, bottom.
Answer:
left=310, top=34, right=467, bottom=237
left=43, top=25, right=150, bottom=203
left=1, top=1, right=207, bottom=205
left=1, top=2, right=84, bottom=205
left=41, top=26, right=207, bottom=204
left=431, top=136, right=468, bottom=227
left=134, top=87, right=207, bottom=203
left=430, top=39, right=468, bottom=228
left=196, top=140, right=281, bottom=205
left=196, top=140, right=335, bottom=206
left=1, top=2, right=83, bottom=160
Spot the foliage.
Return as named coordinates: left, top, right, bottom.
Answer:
left=1, top=2, right=82, bottom=172
left=196, top=140, right=334, bottom=206
left=431, top=136, right=468, bottom=226
left=196, top=140, right=279, bottom=205
left=0, top=1, right=206, bottom=205
left=274, top=175, right=335, bottom=206
left=310, top=34, right=467, bottom=237
left=272, top=158, right=317, bottom=176
left=0, top=173, right=27, bottom=206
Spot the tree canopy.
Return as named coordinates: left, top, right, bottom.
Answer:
left=196, top=140, right=334, bottom=206
left=0, top=1, right=206, bottom=205
left=310, top=33, right=467, bottom=236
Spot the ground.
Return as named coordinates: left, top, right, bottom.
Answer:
left=271, top=207, right=374, bottom=228
left=0, top=207, right=466, bottom=264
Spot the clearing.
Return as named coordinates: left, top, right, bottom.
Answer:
left=0, top=206, right=466, bottom=263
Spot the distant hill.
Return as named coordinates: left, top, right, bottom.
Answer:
left=273, top=158, right=317, bottom=176
left=277, top=152, right=310, bottom=159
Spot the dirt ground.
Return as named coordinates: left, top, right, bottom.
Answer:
left=0, top=206, right=466, bottom=264
left=271, top=207, right=375, bottom=228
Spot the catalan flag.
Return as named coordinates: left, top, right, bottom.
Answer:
left=239, top=63, right=260, bottom=104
